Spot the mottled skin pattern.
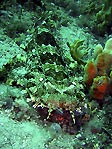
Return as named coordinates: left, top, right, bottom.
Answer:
left=34, top=104, right=90, bottom=135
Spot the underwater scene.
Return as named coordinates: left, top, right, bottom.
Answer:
left=0, top=0, right=112, bottom=148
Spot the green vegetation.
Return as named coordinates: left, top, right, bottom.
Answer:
left=0, top=0, right=112, bottom=148
left=75, top=0, right=112, bottom=36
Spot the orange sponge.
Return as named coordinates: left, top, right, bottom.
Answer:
left=95, top=52, right=112, bottom=76
left=95, top=38, right=112, bottom=76
left=84, top=61, right=97, bottom=87
left=90, top=76, right=109, bottom=100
